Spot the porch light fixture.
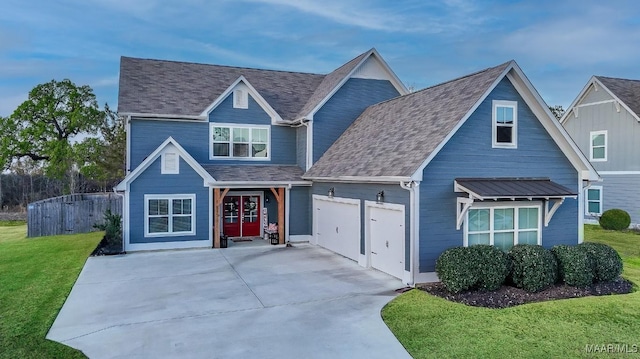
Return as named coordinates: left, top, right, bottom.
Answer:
left=328, top=187, right=335, bottom=198
left=376, top=191, right=384, bottom=204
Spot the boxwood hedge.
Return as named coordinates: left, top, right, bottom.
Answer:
left=551, top=245, right=594, bottom=287
left=508, top=244, right=557, bottom=292
left=578, top=242, right=623, bottom=282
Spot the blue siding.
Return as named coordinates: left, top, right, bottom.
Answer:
left=129, top=157, right=209, bottom=244
left=296, top=126, right=307, bottom=169
left=290, top=186, right=310, bottom=235
left=311, top=183, right=411, bottom=270
left=419, top=78, right=579, bottom=272
left=313, top=78, right=400, bottom=162
left=129, top=95, right=297, bottom=169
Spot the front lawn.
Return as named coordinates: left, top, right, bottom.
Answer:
left=0, top=224, right=102, bottom=359
left=382, top=225, right=640, bottom=358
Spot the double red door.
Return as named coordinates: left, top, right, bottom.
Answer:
left=223, top=195, right=260, bottom=237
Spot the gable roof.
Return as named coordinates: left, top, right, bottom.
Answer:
left=561, top=76, right=640, bottom=124
left=303, top=62, right=512, bottom=180
left=304, top=60, right=599, bottom=182
left=115, top=137, right=215, bottom=191
left=118, top=57, right=324, bottom=120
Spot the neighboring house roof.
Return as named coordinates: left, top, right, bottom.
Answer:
left=118, top=57, right=324, bottom=120
left=304, top=60, right=600, bottom=182
left=304, top=62, right=511, bottom=179
left=202, top=165, right=306, bottom=183
left=595, top=76, right=640, bottom=118
left=454, top=178, right=577, bottom=200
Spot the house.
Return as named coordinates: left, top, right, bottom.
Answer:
left=116, top=49, right=599, bottom=285
left=561, top=76, right=640, bottom=226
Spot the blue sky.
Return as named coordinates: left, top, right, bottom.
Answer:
left=1, top=0, right=639, bottom=117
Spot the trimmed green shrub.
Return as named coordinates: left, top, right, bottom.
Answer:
left=508, top=244, right=558, bottom=292
left=578, top=242, right=623, bottom=282
left=93, top=209, right=123, bottom=247
left=551, top=245, right=594, bottom=287
left=599, top=208, right=631, bottom=230
left=471, top=245, right=511, bottom=291
left=436, top=247, right=476, bottom=293
left=435, top=245, right=510, bottom=293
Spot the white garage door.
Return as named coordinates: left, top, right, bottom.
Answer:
left=368, top=205, right=405, bottom=279
left=314, top=196, right=360, bottom=261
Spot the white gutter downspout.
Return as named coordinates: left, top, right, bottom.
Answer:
left=285, top=184, right=292, bottom=244
left=400, top=180, right=420, bottom=286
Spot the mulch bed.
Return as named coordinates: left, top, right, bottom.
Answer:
left=91, top=236, right=124, bottom=256
left=418, top=278, right=634, bottom=309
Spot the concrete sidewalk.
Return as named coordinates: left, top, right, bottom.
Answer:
left=47, top=243, right=411, bottom=358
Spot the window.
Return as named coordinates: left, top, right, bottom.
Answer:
left=590, top=130, right=607, bottom=161
left=161, top=152, right=179, bottom=174
left=144, top=194, right=195, bottom=237
left=211, top=124, right=269, bottom=160
left=233, top=89, right=248, bottom=109
left=492, top=100, right=518, bottom=148
left=466, top=203, right=540, bottom=251
left=586, top=186, right=603, bottom=215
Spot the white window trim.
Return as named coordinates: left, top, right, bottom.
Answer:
left=464, top=201, right=542, bottom=248
left=492, top=100, right=518, bottom=149
left=161, top=152, right=179, bottom=174
left=209, top=123, right=271, bottom=161
left=589, top=130, right=607, bottom=162
left=144, top=194, right=196, bottom=237
left=585, top=186, right=603, bottom=216
left=233, top=89, right=248, bottom=109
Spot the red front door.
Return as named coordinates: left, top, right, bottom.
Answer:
left=223, top=195, right=261, bottom=237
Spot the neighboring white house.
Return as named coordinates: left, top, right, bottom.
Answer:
left=561, top=76, right=640, bottom=226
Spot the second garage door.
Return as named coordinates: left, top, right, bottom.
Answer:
left=368, top=204, right=405, bottom=279
left=314, top=196, right=360, bottom=261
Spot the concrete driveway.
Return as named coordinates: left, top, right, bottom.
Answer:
left=47, top=243, right=411, bottom=358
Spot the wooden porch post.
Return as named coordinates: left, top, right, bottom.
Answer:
left=213, top=187, right=230, bottom=248
left=270, top=187, right=286, bottom=244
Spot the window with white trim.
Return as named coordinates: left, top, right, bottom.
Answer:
left=466, top=203, right=541, bottom=251
left=233, top=89, right=248, bottom=109
left=590, top=130, right=607, bottom=161
left=210, top=124, right=269, bottom=159
left=161, top=152, right=179, bottom=174
left=586, top=186, right=603, bottom=215
left=144, top=194, right=195, bottom=237
left=492, top=100, right=518, bottom=148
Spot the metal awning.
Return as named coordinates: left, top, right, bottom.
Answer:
left=454, top=178, right=578, bottom=230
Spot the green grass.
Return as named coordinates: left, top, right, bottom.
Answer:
left=0, top=219, right=27, bottom=226
left=0, top=224, right=102, bottom=359
left=383, top=225, right=640, bottom=358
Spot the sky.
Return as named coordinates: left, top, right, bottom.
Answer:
left=1, top=0, right=639, bottom=117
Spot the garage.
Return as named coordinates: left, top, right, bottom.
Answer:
left=313, top=195, right=360, bottom=261
left=366, top=202, right=405, bottom=279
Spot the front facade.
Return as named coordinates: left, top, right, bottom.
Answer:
left=561, top=76, right=640, bottom=226
left=117, top=51, right=597, bottom=284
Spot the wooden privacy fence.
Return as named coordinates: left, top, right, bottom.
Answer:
left=27, top=193, right=123, bottom=238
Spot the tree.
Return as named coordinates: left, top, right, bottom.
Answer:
left=549, top=105, right=565, bottom=121
left=74, top=104, right=126, bottom=191
left=0, top=79, right=104, bottom=184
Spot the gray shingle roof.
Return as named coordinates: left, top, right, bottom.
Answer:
left=118, top=57, right=325, bottom=120
left=455, top=178, right=577, bottom=199
left=295, top=50, right=371, bottom=119
left=202, top=165, right=305, bottom=182
left=304, top=61, right=512, bottom=179
left=596, top=76, right=640, bottom=117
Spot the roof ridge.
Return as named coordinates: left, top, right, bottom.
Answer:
left=365, top=60, right=513, bottom=109
left=120, top=56, right=325, bottom=76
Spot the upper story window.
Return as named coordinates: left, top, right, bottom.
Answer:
left=233, top=89, right=248, bottom=109
left=466, top=202, right=541, bottom=251
left=210, top=124, right=270, bottom=160
left=492, top=100, right=518, bottom=148
left=590, top=130, right=607, bottom=161
left=586, top=186, right=603, bottom=215
left=161, top=152, right=179, bottom=174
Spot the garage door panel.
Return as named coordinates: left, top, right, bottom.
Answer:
left=369, top=206, right=404, bottom=279
left=314, top=198, right=360, bottom=261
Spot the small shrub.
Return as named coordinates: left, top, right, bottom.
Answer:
left=508, top=244, right=558, bottom=292
left=470, top=245, right=510, bottom=291
left=599, top=209, right=631, bottom=230
left=93, top=209, right=122, bottom=247
left=436, top=247, right=476, bottom=293
left=551, top=245, right=594, bottom=287
left=578, top=242, right=623, bottom=282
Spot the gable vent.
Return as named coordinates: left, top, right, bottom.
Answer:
left=162, top=152, right=179, bottom=174
left=233, top=89, right=248, bottom=109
